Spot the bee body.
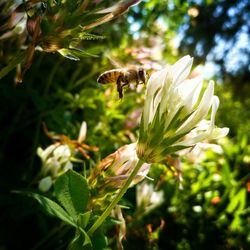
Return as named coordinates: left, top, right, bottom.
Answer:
left=97, top=69, right=124, bottom=84
left=97, top=66, right=147, bottom=98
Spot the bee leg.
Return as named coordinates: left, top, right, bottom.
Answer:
left=117, top=75, right=123, bottom=99
left=121, top=82, right=129, bottom=88
left=121, top=74, right=130, bottom=88
left=120, top=79, right=130, bottom=97
left=135, top=78, right=139, bottom=87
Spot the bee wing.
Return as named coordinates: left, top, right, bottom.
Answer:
left=104, top=51, right=124, bottom=68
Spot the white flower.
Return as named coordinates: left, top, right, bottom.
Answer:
left=53, top=145, right=71, bottom=159
left=136, top=182, right=164, bottom=215
left=37, top=144, right=73, bottom=191
left=105, top=143, right=151, bottom=187
left=37, top=145, right=57, bottom=162
left=136, top=55, right=229, bottom=163
left=36, top=120, right=96, bottom=192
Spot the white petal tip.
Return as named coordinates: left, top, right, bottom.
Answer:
left=78, top=121, right=87, bottom=143
left=212, top=127, right=230, bottom=139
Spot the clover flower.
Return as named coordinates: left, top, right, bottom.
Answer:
left=88, top=143, right=151, bottom=211
left=136, top=182, right=164, bottom=216
left=37, top=144, right=73, bottom=192
left=89, top=143, right=151, bottom=190
left=136, top=55, right=229, bottom=163
left=37, top=121, right=97, bottom=192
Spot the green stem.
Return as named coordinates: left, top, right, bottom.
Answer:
left=87, top=158, right=145, bottom=235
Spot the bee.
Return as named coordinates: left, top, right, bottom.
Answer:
left=97, top=66, right=147, bottom=98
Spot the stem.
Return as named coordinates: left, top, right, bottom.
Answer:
left=87, top=158, right=145, bottom=235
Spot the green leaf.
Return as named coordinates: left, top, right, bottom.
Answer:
left=24, top=192, right=76, bottom=227
left=77, top=211, right=92, bottom=229
left=69, top=47, right=99, bottom=58
left=58, top=47, right=98, bottom=60
left=227, top=188, right=246, bottom=213
left=54, top=170, right=89, bottom=219
left=68, top=228, right=92, bottom=250
left=91, top=228, right=108, bottom=250
left=78, top=32, right=105, bottom=40
left=161, top=144, right=191, bottom=155
left=58, top=48, right=80, bottom=61
left=161, top=131, right=189, bottom=147
left=0, top=51, right=25, bottom=79
left=240, top=134, right=248, bottom=149
left=221, top=162, right=232, bottom=187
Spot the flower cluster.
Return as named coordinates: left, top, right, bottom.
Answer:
left=37, top=121, right=98, bottom=192
left=37, top=144, right=73, bottom=192
left=136, top=55, right=229, bottom=163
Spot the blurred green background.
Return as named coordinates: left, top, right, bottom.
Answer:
left=0, top=0, right=249, bottom=249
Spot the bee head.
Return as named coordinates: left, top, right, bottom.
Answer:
left=138, top=67, right=147, bottom=84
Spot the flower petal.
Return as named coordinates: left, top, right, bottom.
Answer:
left=177, top=80, right=214, bottom=134
left=207, top=127, right=229, bottom=140
left=78, top=121, right=87, bottom=143
left=210, top=96, right=220, bottom=130
left=143, top=66, right=170, bottom=127
left=172, top=55, right=193, bottom=87
left=177, top=75, right=203, bottom=112
left=38, top=145, right=56, bottom=161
